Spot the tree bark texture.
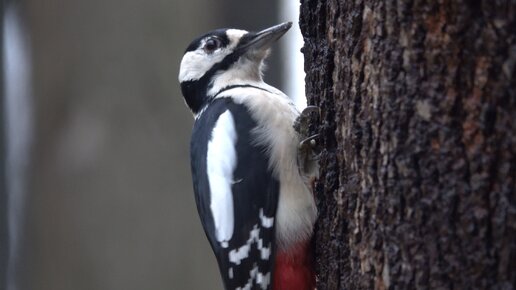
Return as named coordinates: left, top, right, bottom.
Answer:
left=299, top=1, right=516, bottom=289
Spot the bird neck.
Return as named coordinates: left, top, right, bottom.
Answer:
left=207, top=60, right=263, bottom=96
left=180, top=58, right=265, bottom=115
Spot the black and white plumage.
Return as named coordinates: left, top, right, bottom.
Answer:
left=179, top=23, right=317, bottom=290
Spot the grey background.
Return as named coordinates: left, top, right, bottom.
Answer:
left=2, top=0, right=294, bottom=289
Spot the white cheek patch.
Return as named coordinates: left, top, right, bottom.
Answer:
left=179, top=49, right=226, bottom=82
left=207, top=110, right=237, bottom=248
left=179, top=30, right=248, bottom=83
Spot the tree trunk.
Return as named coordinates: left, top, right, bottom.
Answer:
left=299, top=0, right=516, bottom=289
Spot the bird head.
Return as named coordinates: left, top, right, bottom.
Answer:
left=178, top=22, right=292, bottom=114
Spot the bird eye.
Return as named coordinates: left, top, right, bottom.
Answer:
left=204, top=38, right=221, bottom=53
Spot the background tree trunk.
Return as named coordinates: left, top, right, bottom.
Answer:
left=299, top=0, right=516, bottom=289
left=9, top=1, right=281, bottom=289
left=1, top=0, right=7, bottom=287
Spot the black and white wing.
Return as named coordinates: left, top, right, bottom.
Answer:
left=190, top=97, right=279, bottom=290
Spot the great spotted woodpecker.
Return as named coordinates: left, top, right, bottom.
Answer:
left=178, top=22, right=317, bottom=290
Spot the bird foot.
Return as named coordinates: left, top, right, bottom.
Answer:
left=294, top=106, right=321, bottom=180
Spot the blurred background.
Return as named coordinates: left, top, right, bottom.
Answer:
left=0, top=0, right=305, bottom=289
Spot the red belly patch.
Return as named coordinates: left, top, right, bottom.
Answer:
left=273, top=241, right=315, bottom=290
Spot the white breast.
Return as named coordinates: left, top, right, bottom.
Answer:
left=215, top=85, right=317, bottom=251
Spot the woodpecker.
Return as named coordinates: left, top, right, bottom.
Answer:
left=178, top=22, right=317, bottom=290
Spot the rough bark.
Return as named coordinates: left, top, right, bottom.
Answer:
left=300, top=0, right=516, bottom=289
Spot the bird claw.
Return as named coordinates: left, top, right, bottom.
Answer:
left=295, top=106, right=321, bottom=179
left=299, top=133, right=320, bottom=148
left=293, top=106, right=319, bottom=136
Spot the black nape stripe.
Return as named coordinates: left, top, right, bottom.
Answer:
left=213, top=85, right=274, bottom=98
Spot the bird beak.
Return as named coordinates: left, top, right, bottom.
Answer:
left=239, top=22, right=292, bottom=57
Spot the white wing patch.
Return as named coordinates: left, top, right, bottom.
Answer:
left=229, top=225, right=259, bottom=264
left=256, top=270, right=271, bottom=290
left=235, top=266, right=271, bottom=290
left=228, top=212, right=274, bottom=265
left=207, top=110, right=237, bottom=248
left=259, top=208, right=274, bottom=228
left=257, top=238, right=271, bottom=260
left=227, top=210, right=274, bottom=288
